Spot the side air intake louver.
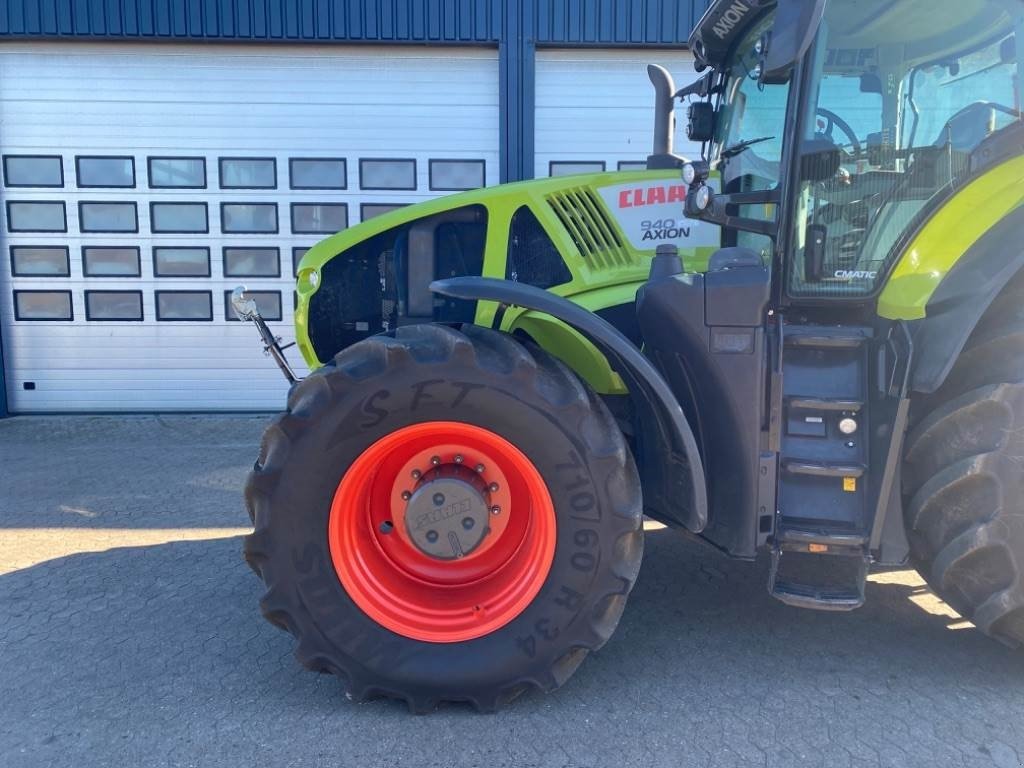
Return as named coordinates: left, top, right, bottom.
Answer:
left=546, top=188, right=633, bottom=269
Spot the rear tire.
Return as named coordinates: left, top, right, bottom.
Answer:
left=903, top=278, right=1024, bottom=646
left=244, top=324, right=643, bottom=711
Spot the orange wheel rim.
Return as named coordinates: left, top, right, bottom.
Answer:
left=328, top=421, right=557, bottom=643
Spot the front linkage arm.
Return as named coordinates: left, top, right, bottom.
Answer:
left=230, top=286, right=301, bottom=385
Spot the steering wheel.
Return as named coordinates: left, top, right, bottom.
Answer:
left=816, top=108, right=862, bottom=155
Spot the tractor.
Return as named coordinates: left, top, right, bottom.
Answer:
left=235, top=0, right=1024, bottom=711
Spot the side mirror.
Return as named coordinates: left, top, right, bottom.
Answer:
left=687, top=102, right=716, bottom=143
left=760, top=0, right=827, bottom=85
left=799, top=138, right=842, bottom=182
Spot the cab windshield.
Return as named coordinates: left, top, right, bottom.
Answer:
left=712, top=11, right=790, bottom=261
left=787, top=0, right=1022, bottom=297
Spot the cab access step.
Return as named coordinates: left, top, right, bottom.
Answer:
left=769, top=323, right=874, bottom=611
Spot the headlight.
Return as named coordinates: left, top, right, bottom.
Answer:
left=695, top=184, right=713, bottom=211
left=682, top=163, right=697, bottom=186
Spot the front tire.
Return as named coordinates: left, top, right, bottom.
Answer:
left=244, top=324, right=643, bottom=711
left=903, top=278, right=1024, bottom=646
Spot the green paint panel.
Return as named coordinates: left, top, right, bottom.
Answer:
left=295, top=170, right=719, bottom=393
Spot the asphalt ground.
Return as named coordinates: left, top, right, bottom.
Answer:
left=2, top=415, right=1023, bottom=768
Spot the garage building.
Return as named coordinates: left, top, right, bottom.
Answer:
left=0, top=0, right=708, bottom=414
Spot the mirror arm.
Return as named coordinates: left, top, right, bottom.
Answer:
left=684, top=186, right=781, bottom=239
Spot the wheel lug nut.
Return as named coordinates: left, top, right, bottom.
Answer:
left=462, top=517, right=475, bottom=530
left=490, top=505, right=501, bottom=515
left=379, top=520, right=393, bottom=534
left=431, top=455, right=441, bottom=466
left=475, top=464, right=485, bottom=474
left=426, top=530, right=439, bottom=543
left=411, top=469, right=421, bottom=480
left=401, top=490, right=412, bottom=501
left=488, top=482, right=499, bottom=492
left=454, top=454, right=464, bottom=464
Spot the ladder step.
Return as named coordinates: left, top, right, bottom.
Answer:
left=782, top=459, right=865, bottom=478
left=784, top=326, right=872, bottom=349
left=787, top=396, right=863, bottom=411
left=769, top=547, right=869, bottom=612
left=770, top=580, right=866, bottom=611
left=777, top=526, right=868, bottom=549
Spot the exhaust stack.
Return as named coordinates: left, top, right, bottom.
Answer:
left=646, top=64, right=679, bottom=170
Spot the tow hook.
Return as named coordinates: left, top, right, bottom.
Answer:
left=230, top=286, right=301, bottom=385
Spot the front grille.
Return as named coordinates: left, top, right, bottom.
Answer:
left=546, top=187, right=633, bottom=269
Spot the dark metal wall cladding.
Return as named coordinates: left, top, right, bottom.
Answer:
left=0, top=0, right=708, bottom=44
left=0, top=0, right=503, bottom=42
left=534, top=0, right=710, bottom=46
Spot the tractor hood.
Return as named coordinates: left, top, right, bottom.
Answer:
left=293, top=169, right=723, bottom=371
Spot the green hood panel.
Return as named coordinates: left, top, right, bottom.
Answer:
left=294, top=170, right=720, bottom=390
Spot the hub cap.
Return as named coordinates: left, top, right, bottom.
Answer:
left=404, top=465, right=491, bottom=559
left=328, top=421, right=557, bottom=643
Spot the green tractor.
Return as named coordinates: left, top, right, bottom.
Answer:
left=237, top=0, right=1024, bottom=711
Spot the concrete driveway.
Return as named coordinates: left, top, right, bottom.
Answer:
left=2, top=415, right=1023, bottom=768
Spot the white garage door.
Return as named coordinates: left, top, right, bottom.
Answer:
left=535, top=49, right=701, bottom=178
left=0, top=42, right=498, bottom=412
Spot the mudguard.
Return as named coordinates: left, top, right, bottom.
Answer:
left=909, top=205, right=1024, bottom=393
left=432, top=276, right=708, bottom=532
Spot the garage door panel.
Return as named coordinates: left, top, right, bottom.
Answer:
left=535, top=49, right=701, bottom=176
left=0, top=42, right=498, bottom=412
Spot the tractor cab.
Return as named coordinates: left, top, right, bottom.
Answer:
left=681, top=0, right=1022, bottom=300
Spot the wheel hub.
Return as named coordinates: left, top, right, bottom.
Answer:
left=404, top=465, right=491, bottom=559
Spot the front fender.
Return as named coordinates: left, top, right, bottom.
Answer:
left=432, top=276, right=708, bottom=532
left=507, top=313, right=627, bottom=395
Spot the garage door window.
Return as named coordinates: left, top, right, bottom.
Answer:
left=14, top=290, right=73, bottom=320
left=292, top=247, right=311, bottom=276
left=76, top=156, right=135, bottom=188
left=156, top=291, right=213, bottom=321
left=148, top=157, right=206, bottom=189
left=10, top=246, right=70, bottom=277
left=219, top=158, right=276, bottom=189
left=360, top=159, right=416, bottom=190
left=429, top=159, right=485, bottom=191
left=79, top=201, right=137, bottom=233
left=224, top=290, right=281, bottom=321
left=83, top=246, right=141, bottom=277
left=85, top=290, right=143, bottom=321
left=361, top=203, right=407, bottom=222
left=549, top=161, right=605, bottom=177
left=223, top=247, right=280, bottom=278
left=221, top=203, right=278, bottom=234
left=291, top=203, right=347, bottom=234
left=3, top=155, right=63, bottom=187
left=150, top=202, right=208, bottom=234
left=7, top=201, right=67, bottom=232
left=153, top=247, right=211, bottom=277
left=289, top=158, right=346, bottom=189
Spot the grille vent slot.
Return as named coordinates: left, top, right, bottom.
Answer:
left=546, top=187, right=632, bottom=269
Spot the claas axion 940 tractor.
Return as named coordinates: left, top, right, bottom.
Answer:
left=233, top=0, right=1024, bottom=711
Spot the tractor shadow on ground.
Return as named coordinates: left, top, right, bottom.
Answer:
left=1, top=527, right=1022, bottom=743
